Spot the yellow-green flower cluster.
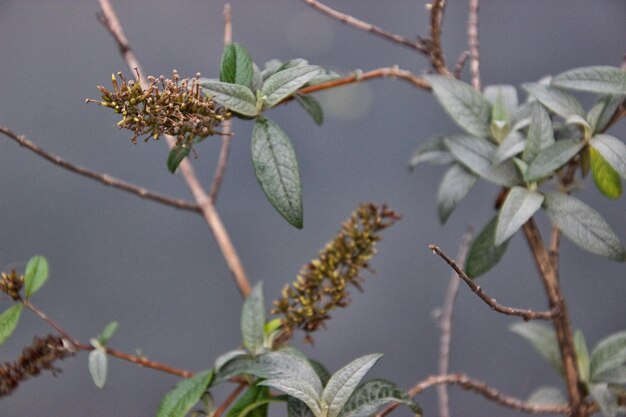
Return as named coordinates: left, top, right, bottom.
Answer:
left=272, top=203, right=400, bottom=340
left=87, top=70, right=229, bottom=144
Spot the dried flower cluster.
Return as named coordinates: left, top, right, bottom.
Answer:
left=0, top=270, right=23, bottom=301
left=272, top=203, right=400, bottom=340
left=87, top=70, right=230, bottom=145
left=0, top=335, right=72, bottom=397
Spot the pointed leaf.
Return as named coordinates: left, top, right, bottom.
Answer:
left=543, top=192, right=626, bottom=261
left=552, top=66, right=626, bottom=95
left=322, top=353, right=383, bottom=417
left=200, top=80, right=257, bottom=117
left=252, top=118, right=303, bottom=228
left=288, top=398, right=316, bottom=417
left=258, top=379, right=322, bottom=417
left=527, top=386, right=566, bottom=406
left=590, top=146, right=622, bottom=199
left=88, top=348, right=108, bottom=389
left=338, top=379, right=422, bottom=417
left=591, top=134, right=626, bottom=179
left=157, top=370, right=214, bottom=417
left=24, top=255, right=49, bottom=298
left=251, top=63, right=264, bottom=93
left=220, top=43, right=254, bottom=88
left=588, top=95, right=625, bottom=134
left=409, top=136, right=454, bottom=168
left=261, top=65, right=321, bottom=109
left=214, top=349, right=248, bottom=373
left=510, top=322, right=563, bottom=375
left=295, top=94, right=324, bottom=126
left=589, top=383, right=619, bottom=417
left=437, top=164, right=478, bottom=224
left=444, top=135, right=521, bottom=186
left=242, top=281, right=265, bottom=356
left=97, top=321, right=119, bottom=345
left=524, top=139, right=584, bottom=181
left=0, top=304, right=23, bottom=346
left=167, top=144, right=191, bottom=173
left=465, top=215, right=511, bottom=278
left=424, top=75, right=491, bottom=137
left=484, top=84, right=518, bottom=117
left=495, top=187, right=544, bottom=245
left=494, top=130, right=525, bottom=165
left=308, top=359, right=331, bottom=387
left=590, top=331, right=626, bottom=379
left=226, top=386, right=270, bottom=417
left=522, top=83, right=584, bottom=118
left=575, top=330, right=591, bottom=383
left=593, top=366, right=626, bottom=384
left=523, top=103, right=554, bottom=162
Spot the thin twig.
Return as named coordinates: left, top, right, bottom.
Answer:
left=213, top=383, right=247, bottom=417
left=429, top=245, right=559, bottom=321
left=437, top=230, right=473, bottom=417
left=427, top=0, right=450, bottom=75
left=549, top=227, right=561, bottom=277
left=0, top=125, right=201, bottom=214
left=97, top=0, right=251, bottom=298
left=453, top=51, right=470, bottom=79
left=21, top=299, right=81, bottom=347
left=467, top=0, right=481, bottom=91
left=302, top=0, right=428, bottom=54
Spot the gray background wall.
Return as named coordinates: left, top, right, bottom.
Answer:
left=0, top=1, right=624, bottom=416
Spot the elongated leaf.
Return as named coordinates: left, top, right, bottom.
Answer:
left=510, top=322, right=563, bottom=375
left=242, top=281, right=265, bottom=356
left=295, top=94, right=324, bottom=126
left=97, top=321, right=119, bottom=345
left=214, top=349, right=248, bottom=373
left=226, top=386, right=270, bottom=417
left=465, top=215, right=510, bottom=278
left=0, top=304, right=23, bottom=346
left=288, top=398, right=316, bottom=417
left=437, top=163, right=477, bottom=224
left=24, top=255, right=49, bottom=298
left=552, top=66, right=626, bottom=95
left=589, top=383, right=618, bottom=417
left=566, top=115, right=592, bottom=141
left=494, top=130, right=525, bottom=165
left=258, top=379, right=322, bottom=417
left=338, top=379, right=421, bottom=417
left=590, top=147, right=622, bottom=198
left=522, top=83, right=584, bottom=118
left=588, top=95, right=625, bottom=134
left=308, top=359, right=331, bottom=387
left=261, top=65, right=321, bottom=109
left=483, top=84, right=518, bottom=117
left=488, top=88, right=512, bottom=142
left=444, top=135, right=521, bottom=186
left=252, top=63, right=264, bottom=93
left=220, top=43, right=254, bottom=88
left=200, top=80, right=257, bottom=117
left=88, top=348, right=108, bottom=389
left=167, top=145, right=191, bottom=174
left=322, top=353, right=383, bottom=417
left=424, top=75, right=491, bottom=137
left=543, top=192, right=626, bottom=261
left=305, top=68, right=340, bottom=87
left=495, top=187, right=544, bottom=245
left=523, top=103, right=554, bottom=162
left=157, top=370, right=214, bottom=417
left=593, top=366, right=626, bottom=384
left=524, top=139, right=584, bottom=181
left=590, top=331, right=626, bottom=379
left=526, top=386, right=566, bottom=406
left=409, top=136, right=454, bottom=168
left=575, top=330, right=591, bottom=383
left=252, top=118, right=303, bottom=228
left=591, top=134, right=626, bottom=179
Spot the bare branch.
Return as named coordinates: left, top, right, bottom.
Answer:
left=213, top=383, right=247, bottom=417
left=453, top=51, right=470, bottom=79
left=549, top=226, right=561, bottom=277
left=0, top=125, right=201, bottom=214
left=467, top=0, right=481, bottom=91
left=429, top=244, right=559, bottom=320
left=426, top=0, right=450, bottom=75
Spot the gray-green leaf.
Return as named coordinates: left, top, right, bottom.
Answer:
left=587, top=95, right=624, bottom=134
left=483, top=84, right=518, bottom=117
left=220, top=43, right=254, bottom=88
left=465, top=215, right=510, bottom=278
left=495, top=187, right=544, bottom=245
left=200, top=80, right=257, bottom=117
left=591, top=134, right=626, bottom=179
left=589, top=383, right=618, bottom=417
left=574, top=330, right=591, bottom=383
left=252, top=118, right=303, bottom=228
left=24, top=255, right=49, bottom=298
left=523, top=103, right=554, bottom=162
left=526, top=386, right=566, bottom=406
left=295, top=94, right=324, bottom=126
left=593, top=366, right=626, bottom=384
left=0, top=304, right=23, bottom=346
left=510, top=322, right=563, bottom=375
left=552, top=66, right=626, bottom=95
left=494, top=131, right=525, bottom=165
left=261, top=65, right=321, bottom=109
left=258, top=379, right=322, bottom=417
left=157, top=370, right=214, bottom=417
left=522, top=83, right=584, bottom=118
left=437, top=164, right=477, bottom=224
left=590, top=331, right=626, bottom=379
left=88, top=348, right=108, bottom=389
left=409, top=136, right=454, bottom=168
left=97, top=321, right=119, bottom=346
left=242, top=281, right=265, bottom=356
left=288, top=398, right=316, bottom=417
left=524, top=139, right=584, bottom=181
left=226, top=386, right=270, bottom=417
left=338, top=379, right=421, bottom=417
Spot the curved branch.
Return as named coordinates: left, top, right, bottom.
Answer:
left=426, top=0, right=450, bottom=75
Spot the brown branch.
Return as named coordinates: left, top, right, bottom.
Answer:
left=453, top=51, right=470, bottom=79
left=213, top=383, right=247, bottom=417
left=549, top=227, right=561, bottom=277
left=0, top=124, right=201, bottom=214
left=429, top=244, right=559, bottom=321
left=426, top=0, right=450, bottom=75
left=97, top=0, right=251, bottom=298
left=467, top=0, right=481, bottom=91
left=21, top=299, right=81, bottom=347
left=302, top=0, right=428, bottom=54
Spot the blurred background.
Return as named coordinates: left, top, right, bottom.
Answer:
left=1, top=1, right=625, bottom=416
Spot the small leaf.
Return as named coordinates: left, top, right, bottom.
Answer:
left=252, top=118, right=303, bottom=228
left=437, top=164, right=478, bottom=224
left=338, top=379, right=422, bottom=417
left=590, top=331, right=626, bottom=379
left=251, top=63, right=264, bottom=93
left=261, top=65, right=321, bottom=109
left=552, top=66, right=626, bottom=95
left=522, top=103, right=555, bottom=162
left=0, top=304, right=23, bottom=346
left=589, top=383, right=619, bottom=417
left=575, top=330, right=591, bottom=384
left=522, top=83, right=585, bottom=118
left=88, top=348, right=108, bottom=389
left=322, top=353, right=383, bottom=417
left=167, top=144, right=191, bottom=174
left=305, top=68, right=340, bottom=87
left=590, top=146, right=622, bottom=199
left=465, top=215, right=511, bottom=278
left=524, top=139, right=584, bottom=181
left=258, top=379, right=322, bottom=417
left=526, top=386, right=566, bottom=406
left=510, top=322, right=563, bottom=375
left=295, top=94, right=324, bottom=126
left=220, top=43, right=254, bottom=88
left=424, top=75, right=491, bottom=137
left=157, top=370, right=214, bottom=417
left=483, top=84, right=518, bottom=117
left=587, top=95, right=625, bottom=134
left=593, top=366, right=626, bottom=384
left=591, top=134, right=626, bottom=179
left=566, top=115, right=592, bottom=141
left=495, top=187, right=544, bottom=245
left=226, top=386, right=270, bottom=417
left=487, top=86, right=515, bottom=142
left=288, top=398, right=316, bottom=417
left=200, top=80, right=258, bottom=117
left=242, top=281, right=265, bottom=356
left=543, top=192, right=626, bottom=261
left=494, top=130, right=525, bottom=165
left=409, top=136, right=454, bottom=168
left=214, top=349, right=248, bottom=373
left=24, top=255, right=49, bottom=298
left=97, top=321, right=119, bottom=345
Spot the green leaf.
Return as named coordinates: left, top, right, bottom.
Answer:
left=589, top=383, right=618, bottom=417
left=226, top=386, right=270, bottom=417
left=295, top=94, right=324, bottom=126
left=308, top=359, right=331, bottom=387
left=526, top=386, right=566, bottom=406
left=590, top=331, right=626, bottom=379
left=97, top=321, right=119, bottom=345
left=543, top=192, right=626, bottom=261
left=424, top=75, right=491, bottom=137
left=214, top=349, right=248, bottom=374
left=0, top=304, right=23, bottom=346
left=524, top=139, right=584, bottom=181
left=575, top=330, right=591, bottom=384
left=483, top=85, right=518, bottom=117
left=495, top=187, right=544, bottom=245
left=593, top=366, right=626, bottom=384
left=260, top=65, right=321, bottom=109
left=167, top=144, right=191, bottom=174
left=590, top=146, right=622, bottom=199
left=587, top=95, right=625, bottom=134
left=251, top=118, right=303, bottom=228
left=88, top=348, right=108, bottom=389
left=200, top=80, right=258, bottom=117
left=242, top=281, right=265, bottom=356
left=409, top=136, right=454, bottom=168
left=444, top=135, right=521, bottom=186
left=566, top=115, right=592, bottom=141
left=305, top=68, right=341, bottom=87
left=552, top=66, right=626, bottom=95
left=591, top=134, right=626, bottom=179
left=437, top=164, right=478, bottom=224
left=510, top=322, right=563, bottom=375
left=338, top=379, right=421, bottom=417
left=24, top=255, right=49, bottom=298
left=465, top=215, right=510, bottom=278
left=522, top=83, right=585, bottom=118
left=157, top=370, right=214, bottom=417
left=522, top=103, right=554, bottom=162
left=494, top=131, right=525, bottom=165
left=251, top=63, right=264, bottom=93
left=258, top=379, right=322, bottom=417
left=322, top=353, right=383, bottom=417
left=288, top=398, right=316, bottom=417
left=220, top=43, right=254, bottom=88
